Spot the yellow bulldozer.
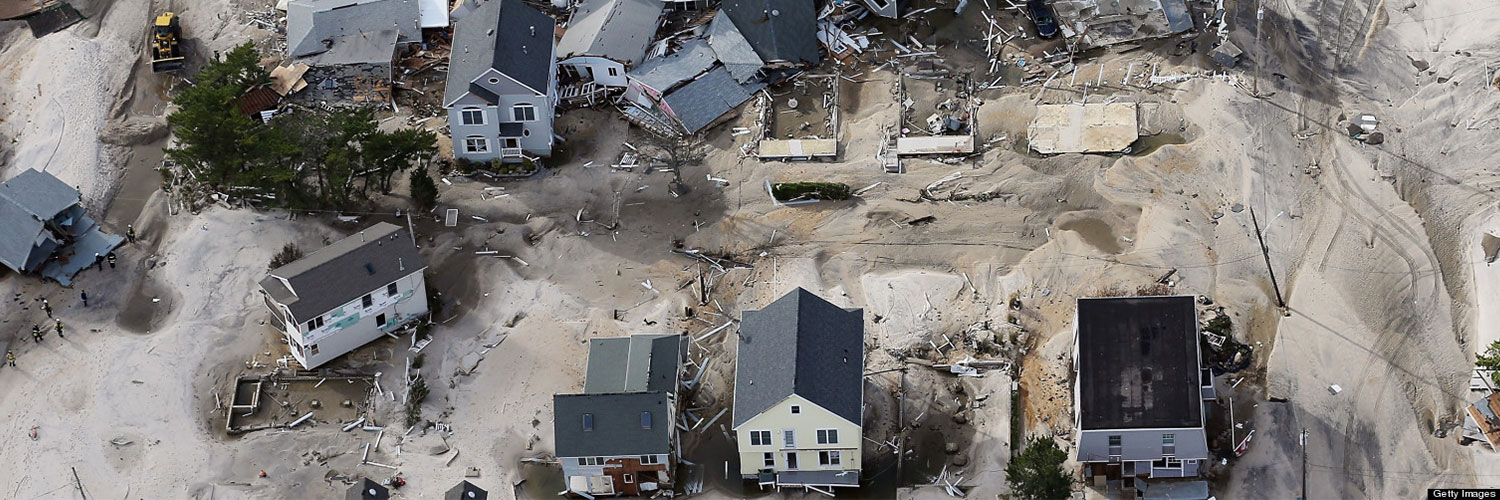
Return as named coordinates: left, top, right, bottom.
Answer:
left=150, top=12, right=185, bottom=73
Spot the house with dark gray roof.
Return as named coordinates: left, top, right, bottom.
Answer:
left=556, top=0, right=663, bottom=88
left=619, top=38, right=766, bottom=136
left=553, top=334, right=685, bottom=497
left=444, top=0, right=558, bottom=162
left=720, top=0, right=821, bottom=67
left=732, top=288, right=864, bottom=492
left=285, top=0, right=420, bottom=78
left=258, top=222, right=429, bottom=369
left=0, top=168, right=122, bottom=286
left=1073, top=296, right=1214, bottom=483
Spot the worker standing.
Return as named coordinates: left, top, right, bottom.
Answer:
left=80, top=290, right=88, bottom=307
left=41, top=298, right=52, bottom=318
left=94, top=253, right=103, bottom=271
left=31, top=325, right=42, bottom=343
left=107, top=252, right=117, bottom=269
left=54, top=319, right=64, bottom=339
left=5, top=350, right=14, bottom=367
left=127, top=225, right=136, bottom=243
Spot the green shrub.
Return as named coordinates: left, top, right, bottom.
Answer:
left=772, top=182, right=851, bottom=202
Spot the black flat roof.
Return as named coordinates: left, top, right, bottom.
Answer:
left=1077, top=296, right=1202, bottom=430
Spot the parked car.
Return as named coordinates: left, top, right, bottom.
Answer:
left=1028, top=0, right=1059, bottom=38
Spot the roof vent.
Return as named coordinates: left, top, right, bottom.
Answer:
left=486, top=28, right=494, bottom=36
left=771, top=8, right=780, bottom=15
left=530, top=25, right=536, bottom=37
left=365, top=263, right=376, bottom=275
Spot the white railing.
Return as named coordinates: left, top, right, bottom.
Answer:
left=500, top=147, right=524, bottom=157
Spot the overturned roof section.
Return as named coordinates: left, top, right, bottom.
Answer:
left=553, top=392, right=672, bottom=457
left=663, top=67, right=765, bottom=134
left=720, top=0, right=820, bottom=65
left=1076, top=296, right=1203, bottom=430
left=627, top=38, right=718, bottom=93
left=556, top=0, right=663, bottom=66
left=418, top=0, right=448, bottom=27
left=445, top=0, right=556, bottom=104
left=584, top=334, right=684, bottom=394
left=286, top=0, right=420, bottom=58
left=706, top=10, right=763, bottom=83
left=299, top=29, right=401, bottom=66
left=1051, top=0, right=1193, bottom=49
left=260, top=222, right=427, bottom=321
left=0, top=169, right=79, bottom=272
left=1026, top=102, right=1139, bottom=154
left=732, top=288, right=864, bottom=428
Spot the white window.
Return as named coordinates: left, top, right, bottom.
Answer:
left=375, top=313, right=387, bottom=327
left=783, top=429, right=796, bottom=448
left=504, top=137, right=520, bottom=148
left=387, top=282, right=399, bottom=297
left=1162, top=434, right=1175, bottom=445
left=512, top=104, right=537, bottom=121
left=304, top=316, right=324, bottom=331
left=460, top=108, right=484, bottom=125
left=607, top=67, right=618, bottom=77
left=749, top=430, right=771, bottom=446
left=640, top=455, right=660, bottom=465
left=818, top=451, right=841, bottom=466
left=790, top=405, right=801, bottom=414
left=361, top=294, right=373, bottom=308
left=464, top=136, right=490, bottom=154
left=580, top=457, right=606, bottom=466
left=816, top=429, right=839, bottom=445
left=623, top=474, right=633, bottom=484
left=763, top=452, right=775, bottom=467
left=308, top=344, right=320, bottom=355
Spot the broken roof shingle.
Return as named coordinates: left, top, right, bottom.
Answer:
left=445, top=0, right=556, bottom=104
left=662, top=66, right=765, bottom=134
left=720, top=0, right=821, bottom=66
left=732, top=288, right=864, bottom=428
left=706, top=10, right=764, bottom=84
left=556, top=0, right=663, bottom=67
left=286, top=0, right=420, bottom=58
left=553, top=392, right=672, bottom=457
left=259, top=222, right=427, bottom=321
left=627, top=38, right=719, bottom=93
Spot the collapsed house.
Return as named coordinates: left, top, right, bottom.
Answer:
left=620, top=39, right=766, bottom=136
left=444, top=0, right=558, bottom=162
left=285, top=0, right=424, bottom=103
left=0, top=0, right=83, bottom=38
left=755, top=73, right=839, bottom=161
left=556, top=0, right=665, bottom=97
left=258, top=222, right=430, bottom=369
left=554, top=334, right=685, bottom=497
left=1051, top=0, right=1194, bottom=50
left=0, top=169, right=124, bottom=286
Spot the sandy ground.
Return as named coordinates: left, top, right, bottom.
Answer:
left=3, top=0, right=1500, bottom=497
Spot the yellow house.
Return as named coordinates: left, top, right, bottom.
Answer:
left=731, top=288, right=864, bottom=494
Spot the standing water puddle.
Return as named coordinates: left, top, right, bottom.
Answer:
left=1059, top=218, right=1123, bottom=254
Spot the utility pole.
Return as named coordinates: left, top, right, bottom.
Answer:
left=1249, top=206, right=1286, bottom=309
left=1300, top=428, right=1309, bottom=500
left=1253, top=0, right=1264, bottom=97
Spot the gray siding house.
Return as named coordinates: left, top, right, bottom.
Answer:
left=444, top=0, right=557, bottom=162
left=554, top=334, right=685, bottom=497
left=0, top=169, right=123, bottom=286
left=1073, top=296, right=1215, bottom=485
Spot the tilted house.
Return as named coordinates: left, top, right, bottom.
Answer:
left=619, top=38, right=765, bottom=136
left=259, top=222, right=429, bottom=369
left=285, top=0, right=421, bottom=79
left=445, top=0, right=557, bottom=162
left=556, top=0, right=664, bottom=88
left=0, top=168, right=122, bottom=285
left=554, top=334, right=686, bottom=497
left=733, top=288, right=864, bottom=493
left=1073, top=296, right=1215, bottom=485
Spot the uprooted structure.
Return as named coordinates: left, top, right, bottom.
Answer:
left=0, top=169, right=124, bottom=286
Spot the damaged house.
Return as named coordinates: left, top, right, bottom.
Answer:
left=1051, top=0, right=1194, bottom=50
left=286, top=0, right=423, bottom=99
left=619, top=28, right=766, bottom=136
left=445, top=0, right=558, bottom=162
left=554, top=334, right=685, bottom=497
left=258, top=222, right=429, bottom=369
left=0, top=169, right=123, bottom=286
left=719, top=0, right=821, bottom=69
left=556, top=0, right=664, bottom=93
